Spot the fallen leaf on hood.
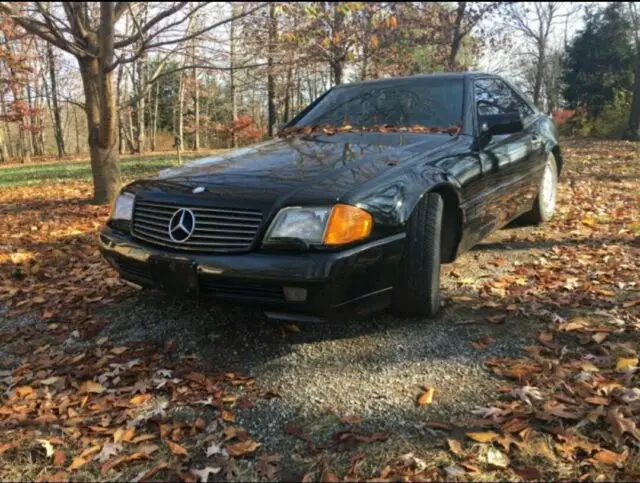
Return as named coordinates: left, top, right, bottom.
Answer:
left=466, top=431, right=499, bottom=443
left=417, top=387, right=435, bottom=406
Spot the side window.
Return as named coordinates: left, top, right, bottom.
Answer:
left=474, top=79, right=533, bottom=121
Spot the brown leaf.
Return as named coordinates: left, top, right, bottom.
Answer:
left=417, top=387, right=435, bottom=406
left=513, top=466, right=542, bottom=480
left=447, top=438, right=464, bottom=456
left=340, top=414, right=362, bottom=425
left=35, top=471, right=69, bottom=483
left=101, top=452, right=146, bottom=476
left=54, top=449, right=66, bottom=467
left=79, top=380, right=105, bottom=394
left=135, top=462, right=169, bottom=482
left=321, top=469, right=339, bottom=482
left=466, top=431, right=499, bottom=443
left=0, top=443, right=16, bottom=455
left=165, top=440, right=188, bottom=457
left=129, top=394, right=152, bottom=406
left=67, top=457, right=88, bottom=471
left=593, top=448, right=628, bottom=465
left=15, top=385, right=34, bottom=397
left=257, top=454, right=281, bottom=479
left=607, top=406, right=640, bottom=444
left=226, top=439, right=260, bottom=458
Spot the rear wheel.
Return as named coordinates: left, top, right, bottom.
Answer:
left=391, top=192, right=443, bottom=317
left=521, top=152, right=558, bottom=225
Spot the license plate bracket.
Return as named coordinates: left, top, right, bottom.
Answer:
left=149, top=257, right=198, bottom=296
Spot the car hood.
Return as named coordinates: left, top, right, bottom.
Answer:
left=132, top=132, right=455, bottom=210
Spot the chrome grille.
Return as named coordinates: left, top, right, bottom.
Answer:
left=132, top=200, right=262, bottom=252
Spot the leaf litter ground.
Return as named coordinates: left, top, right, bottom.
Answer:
left=0, top=138, right=639, bottom=481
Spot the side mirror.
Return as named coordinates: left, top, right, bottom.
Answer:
left=479, top=112, right=523, bottom=137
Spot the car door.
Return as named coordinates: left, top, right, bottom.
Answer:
left=472, top=78, right=544, bottom=236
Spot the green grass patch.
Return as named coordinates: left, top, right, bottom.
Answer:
left=0, top=152, right=215, bottom=188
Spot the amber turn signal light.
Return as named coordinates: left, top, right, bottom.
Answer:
left=323, top=204, right=373, bottom=245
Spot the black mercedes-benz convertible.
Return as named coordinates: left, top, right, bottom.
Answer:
left=99, top=72, right=562, bottom=322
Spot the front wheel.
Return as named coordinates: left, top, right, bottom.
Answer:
left=521, top=152, right=558, bottom=225
left=391, top=192, right=443, bottom=318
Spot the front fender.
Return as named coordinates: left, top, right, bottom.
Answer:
left=348, top=167, right=463, bottom=227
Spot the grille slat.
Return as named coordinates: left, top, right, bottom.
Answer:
left=132, top=200, right=262, bottom=252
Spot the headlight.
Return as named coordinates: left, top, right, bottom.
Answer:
left=265, top=204, right=372, bottom=246
left=110, top=192, right=135, bottom=221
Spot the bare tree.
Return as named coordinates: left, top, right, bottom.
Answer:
left=0, top=1, right=266, bottom=203
left=506, top=2, right=566, bottom=110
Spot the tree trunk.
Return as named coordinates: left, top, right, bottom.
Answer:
left=229, top=5, right=238, bottom=148
left=284, top=63, right=292, bottom=123
left=74, top=104, right=80, bottom=154
left=47, top=42, right=66, bottom=157
left=267, top=2, right=277, bottom=136
left=194, top=67, right=200, bottom=150
left=151, top=79, right=159, bottom=151
left=533, top=44, right=545, bottom=109
left=135, top=53, right=146, bottom=154
left=449, top=2, right=466, bottom=70
left=628, top=44, right=640, bottom=140
left=178, top=71, right=185, bottom=154
left=117, top=65, right=125, bottom=154
left=75, top=4, right=121, bottom=204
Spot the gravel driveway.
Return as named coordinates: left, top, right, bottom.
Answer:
left=90, top=221, right=545, bottom=477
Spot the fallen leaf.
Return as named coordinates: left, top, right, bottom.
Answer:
left=15, top=385, right=34, bottom=397
left=95, top=442, right=120, bottom=463
left=257, top=454, right=281, bottom=479
left=466, top=431, right=499, bottom=443
left=67, top=457, right=88, bottom=471
left=447, top=438, right=464, bottom=456
left=191, top=466, right=221, bottom=482
left=321, top=469, right=339, bottom=482
left=0, top=443, right=16, bottom=455
left=101, top=452, right=146, bottom=475
left=129, top=394, right=152, bottom=406
left=165, top=440, right=188, bottom=457
left=486, top=447, right=510, bottom=468
left=227, top=439, right=260, bottom=457
left=54, top=449, right=66, bottom=466
left=513, top=466, right=542, bottom=480
left=79, top=380, right=105, bottom=394
left=616, top=358, right=638, bottom=371
left=593, top=448, right=628, bottom=465
left=340, top=414, right=362, bottom=425
left=417, top=387, right=435, bottom=406
left=38, top=439, right=55, bottom=458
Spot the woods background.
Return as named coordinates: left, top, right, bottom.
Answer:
left=0, top=2, right=638, bottom=202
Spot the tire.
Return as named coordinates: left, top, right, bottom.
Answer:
left=391, top=192, right=443, bottom=318
left=520, top=152, right=558, bottom=225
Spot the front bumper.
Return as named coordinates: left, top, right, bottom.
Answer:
left=99, top=226, right=405, bottom=319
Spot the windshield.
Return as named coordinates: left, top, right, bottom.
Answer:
left=289, top=78, right=464, bottom=133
